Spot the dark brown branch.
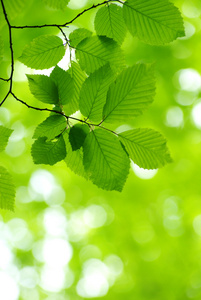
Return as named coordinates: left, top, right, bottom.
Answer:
left=10, top=0, right=123, bottom=29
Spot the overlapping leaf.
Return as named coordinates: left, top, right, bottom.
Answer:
left=66, top=61, right=87, bottom=115
left=119, top=128, right=172, bottom=169
left=0, top=126, right=13, bottom=152
left=95, top=4, right=127, bottom=44
left=123, top=0, right=185, bottom=45
left=0, top=166, right=15, bottom=211
left=31, top=135, right=66, bottom=165
left=42, top=0, right=70, bottom=9
left=69, top=124, right=90, bottom=151
left=27, top=74, right=58, bottom=104
left=103, top=63, right=156, bottom=123
left=33, top=115, right=67, bottom=140
left=76, top=36, right=125, bottom=74
left=69, top=28, right=93, bottom=48
left=50, top=66, right=74, bottom=105
left=19, top=35, right=65, bottom=69
left=83, top=129, right=130, bottom=191
left=63, top=130, right=88, bottom=178
left=79, top=64, right=115, bottom=122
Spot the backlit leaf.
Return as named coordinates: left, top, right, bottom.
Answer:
left=83, top=129, right=130, bottom=191
left=0, top=166, right=15, bottom=211
left=31, top=135, right=66, bottom=165
left=69, top=28, right=92, bottom=48
left=103, top=63, right=156, bottom=123
left=0, top=126, right=13, bottom=152
left=19, top=35, right=65, bottom=69
left=69, top=124, right=90, bottom=151
left=123, top=0, right=185, bottom=45
left=33, top=115, right=67, bottom=140
left=79, top=64, right=115, bottom=122
left=95, top=4, right=126, bottom=44
left=119, top=128, right=172, bottom=169
left=27, top=74, right=58, bottom=104
left=50, top=66, right=74, bottom=105
left=76, top=36, right=125, bottom=74
left=42, top=0, right=70, bottom=9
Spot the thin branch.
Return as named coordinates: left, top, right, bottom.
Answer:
left=10, top=0, right=122, bottom=29
left=0, top=0, right=14, bottom=106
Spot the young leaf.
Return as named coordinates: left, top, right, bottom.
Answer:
left=33, top=115, right=67, bottom=140
left=103, top=63, right=156, bottom=123
left=31, top=135, right=66, bottom=165
left=27, top=74, right=58, bottom=104
left=42, top=0, right=70, bottom=9
left=4, top=0, right=27, bottom=20
left=69, top=28, right=93, bottom=48
left=0, top=125, right=13, bottom=152
left=19, top=35, right=65, bottom=69
left=50, top=66, right=74, bottom=105
left=83, top=129, right=130, bottom=191
left=69, top=124, right=90, bottom=151
left=79, top=64, right=115, bottom=123
left=76, top=36, right=125, bottom=74
left=63, top=130, right=88, bottom=178
left=95, top=4, right=127, bottom=45
left=66, top=61, right=87, bottom=115
left=123, top=0, right=185, bottom=45
left=119, top=128, right=172, bottom=169
left=0, top=166, right=15, bottom=211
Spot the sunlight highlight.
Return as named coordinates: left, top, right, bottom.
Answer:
left=131, top=162, right=158, bottom=180
left=192, top=101, right=201, bottom=129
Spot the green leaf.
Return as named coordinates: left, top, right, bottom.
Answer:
left=69, top=28, right=93, bottom=48
left=95, top=4, right=127, bottom=45
left=4, top=0, right=28, bottom=20
left=119, top=128, right=172, bottom=169
left=42, top=0, right=70, bottom=9
left=31, top=135, right=66, bottom=165
left=33, top=115, right=67, bottom=140
left=0, top=126, right=13, bottom=152
left=19, top=35, right=65, bottom=69
left=76, top=36, right=125, bottom=74
left=63, top=130, right=88, bottom=178
left=27, top=74, right=58, bottom=104
left=50, top=66, right=74, bottom=105
left=83, top=129, right=130, bottom=191
left=0, top=166, right=15, bottom=211
left=79, top=64, right=115, bottom=123
left=123, top=0, right=185, bottom=45
left=69, top=124, right=90, bottom=151
left=103, top=63, right=156, bottom=123
left=66, top=61, right=87, bottom=115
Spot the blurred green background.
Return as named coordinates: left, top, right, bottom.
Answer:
left=1, top=0, right=201, bottom=299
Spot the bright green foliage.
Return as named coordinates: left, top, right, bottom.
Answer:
left=31, top=135, right=66, bottom=165
left=0, top=125, right=13, bottom=152
left=123, top=0, right=185, bottom=45
left=19, top=35, right=65, bottom=69
left=67, top=61, right=87, bottom=115
left=42, top=0, right=70, bottom=9
left=83, top=129, right=130, bottom=191
left=63, top=130, right=87, bottom=178
left=119, top=128, right=172, bottom=169
left=4, top=0, right=27, bottom=19
left=69, top=28, right=93, bottom=48
left=50, top=66, right=74, bottom=105
left=0, top=0, right=185, bottom=206
left=0, top=166, right=15, bottom=211
left=27, top=74, right=58, bottom=104
left=95, top=4, right=126, bottom=45
left=33, top=115, right=67, bottom=140
left=75, top=36, right=125, bottom=74
left=69, top=124, right=90, bottom=151
left=79, top=64, right=115, bottom=122
left=0, top=36, right=3, bottom=63
left=103, top=63, right=156, bottom=123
